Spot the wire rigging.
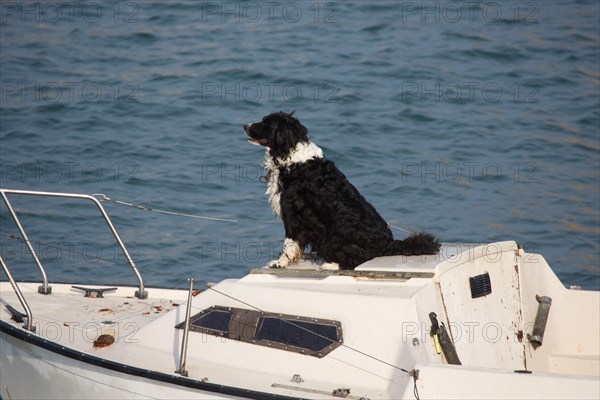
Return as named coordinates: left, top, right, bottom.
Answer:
left=92, top=193, right=417, bottom=233
left=93, top=194, right=238, bottom=223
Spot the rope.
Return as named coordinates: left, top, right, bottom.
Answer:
left=93, top=194, right=238, bottom=223
left=410, top=369, right=421, bottom=400
left=388, top=223, right=416, bottom=235
left=93, top=193, right=418, bottom=233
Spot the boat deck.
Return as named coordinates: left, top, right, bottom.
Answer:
left=0, top=282, right=188, bottom=354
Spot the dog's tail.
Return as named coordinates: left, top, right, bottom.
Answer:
left=385, top=232, right=441, bottom=256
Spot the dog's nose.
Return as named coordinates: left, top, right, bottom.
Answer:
left=243, top=124, right=251, bottom=133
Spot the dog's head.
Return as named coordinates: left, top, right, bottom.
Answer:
left=244, top=111, right=308, bottom=160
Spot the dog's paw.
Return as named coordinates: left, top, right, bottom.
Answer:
left=319, top=262, right=340, bottom=271
left=267, top=259, right=287, bottom=269
left=267, top=239, right=303, bottom=269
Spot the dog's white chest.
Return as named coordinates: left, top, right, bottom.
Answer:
left=263, top=142, right=323, bottom=219
left=265, top=163, right=282, bottom=218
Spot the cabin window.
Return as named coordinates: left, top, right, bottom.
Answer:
left=176, top=306, right=342, bottom=357
left=255, top=316, right=340, bottom=353
left=190, top=308, right=232, bottom=335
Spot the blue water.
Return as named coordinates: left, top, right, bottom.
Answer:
left=0, top=1, right=598, bottom=290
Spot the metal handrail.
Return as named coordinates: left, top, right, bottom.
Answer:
left=0, top=256, right=35, bottom=331
left=0, top=189, right=147, bottom=299
left=176, top=278, right=195, bottom=377
left=1, top=190, right=51, bottom=294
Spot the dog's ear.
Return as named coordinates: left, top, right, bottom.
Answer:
left=282, top=116, right=307, bottom=143
left=271, top=115, right=308, bottom=161
left=288, top=110, right=296, bottom=117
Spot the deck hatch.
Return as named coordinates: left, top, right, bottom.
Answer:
left=176, top=306, right=342, bottom=357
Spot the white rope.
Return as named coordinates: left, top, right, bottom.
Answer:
left=92, top=194, right=420, bottom=234
left=93, top=194, right=238, bottom=223
left=388, top=223, right=416, bottom=235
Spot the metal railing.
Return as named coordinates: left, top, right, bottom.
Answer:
left=0, top=255, right=35, bottom=331
left=175, top=278, right=195, bottom=377
left=0, top=189, right=147, bottom=299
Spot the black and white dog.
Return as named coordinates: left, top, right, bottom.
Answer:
left=244, top=111, right=440, bottom=270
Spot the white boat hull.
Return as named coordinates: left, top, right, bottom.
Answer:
left=0, top=330, right=244, bottom=400
left=3, top=322, right=598, bottom=400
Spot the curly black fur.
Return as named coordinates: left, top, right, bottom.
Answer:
left=244, top=111, right=440, bottom=270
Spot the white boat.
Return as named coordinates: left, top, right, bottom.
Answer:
left=1, top=189, right=599, bottom=399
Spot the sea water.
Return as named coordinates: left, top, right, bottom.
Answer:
left=0, top=1, right=598, bottom=290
